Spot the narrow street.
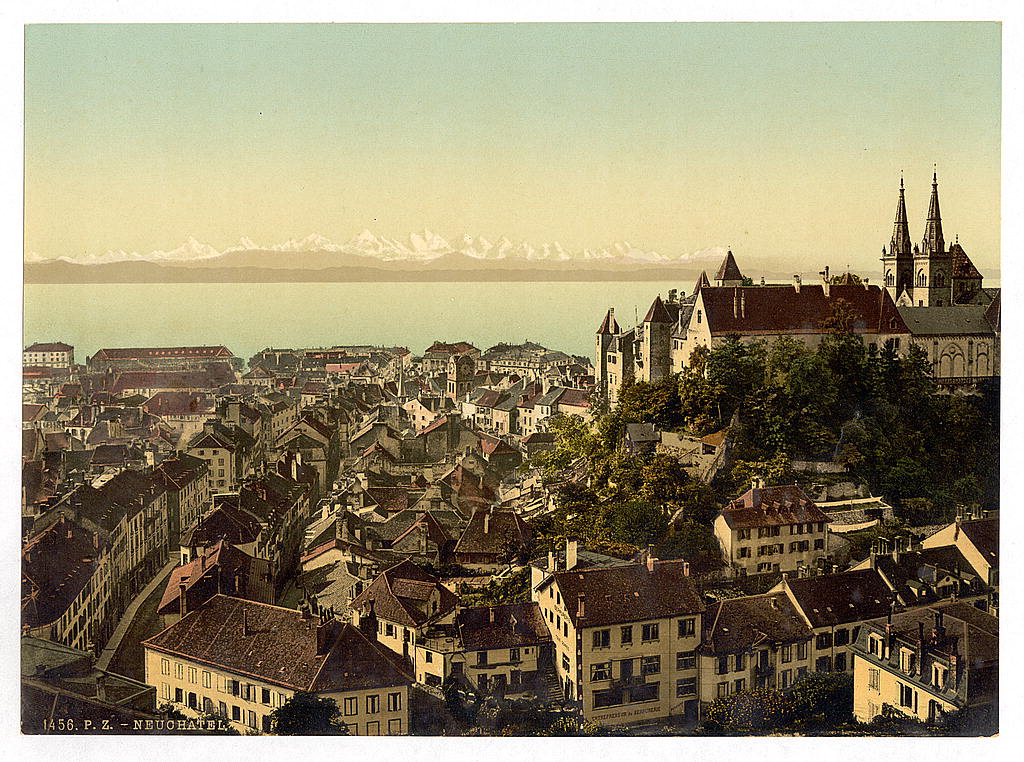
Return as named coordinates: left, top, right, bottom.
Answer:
left=97, top=559, right=175, bottom=680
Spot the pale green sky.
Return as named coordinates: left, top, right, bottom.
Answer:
left=25, top=23, right=1001, bottom=271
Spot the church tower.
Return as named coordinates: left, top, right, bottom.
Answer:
left=882, top=176, right=914, bottom=302
left=913, top=171, right=952, bottom=306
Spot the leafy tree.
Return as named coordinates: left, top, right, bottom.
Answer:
left=786, top=671, right=853, bottom=727
left=655, top=520, right=719, bottom=560
left=603, top=500, right=667, bottom=548
left=269, top=692, right=349, bottom=735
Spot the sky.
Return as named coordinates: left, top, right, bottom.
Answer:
left=24, top=22, right=1001, bottom=272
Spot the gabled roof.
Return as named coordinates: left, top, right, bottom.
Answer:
left=702, top=592, right=811, bottom=654
left=720, top=484, right=828, bottom=530
left=22, top=517, right=101, bottom=627
left=183, top=502, right=263, bottom=547
left=391, top=511, right=452, bottom=549
left=782, top=569, right=894, bottom=628
left=454, top=509, right=530, bottom=556
left=958, top=518, right=998, bottom=567
left=456, top=602, right=551, bottom=651
left=349, top=560, right=458, bottom=627
left=547, top=559, right=704, bottom=628
left=25, top=342, right=74, bottom=353
left=142, top=594, right=411, bottom=692
left=950, top=243, right=982, bottom=279
left=157, top=540, right=273, bottom=615
left=93, top=346, right=233, bottom=361
left=715, top=250, right=743, bottom=282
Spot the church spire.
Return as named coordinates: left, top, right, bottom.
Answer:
left=922, top=169, right=945, bottom=254
left=890, top=174, right=912, bottom=256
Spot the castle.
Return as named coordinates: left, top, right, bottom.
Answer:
left=596, top=173, right=999, bottom=404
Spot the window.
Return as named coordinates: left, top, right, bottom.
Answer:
left=175, top=663, right=184, bottom=679
left=344, top=697, right=358, bottom=716
left=816, top=656, right=832, bottom=673
left=174, top=687, right=183, bottom=703
left=834, top=628, right=849, bottom=646
left=779, top=669, right=792, bottom=689
left=676, top=677, right=697, bottom=697
left=387, top=692, right=402, bottom=712
left=869, top=634, right=883, bottom=657
left=898, top=683, right=916, bottom=711
left=678, top=618, right=695, bottom=638
left=160, top=683, right=170, bottom=700
left=814, top=539, right=824, bottom=550
left=629, top=682, right=659, bottom=703
left=219, top=701, right=227, bottom=717
left=868, top=668, right=880, bottom=691
left=834, top=653, right=846, bottom=672
left=816, top=632, right=832, bottom=650
left=796, top=642, right=808, bottom=660
left=388, top=718, right=402, bottom=735
left=593, top=688, right=623, bottom=708
left=161, top=658, right=170, bottom=675
left=202, top=671, right=212, bottom=688
left=386, top=623, right=395, bottom=638
left=620, top=625, right=633, bottom=645
left=231, top=705, right=240, bottom=721
left=592, top=629, right=610, bottom=649
left=247, top=710, right=256, bottom=729
left=733, top=678, right=746, bottom=694
left=510, top=647, right=520, bottom=662
left=261, top=688, right=271, bottom=705
left=932, top=664, right=947, bottom=689
left=817, top=522, right=825, bottom=532
left=641, top=656, right=661, bottom=676
left=477, top=651, right=488, bottom=666
left=738, top=547, right=751, bottom=558
left=641, top=623, right=659, bottom=642
left=717, top=656, right=730, bottom=675
left=562, top=654, right=571, bottom=672
left=425, top=651, right=433, bottom=663
left=262, top=716, right=273, bottom=733
left=676, top=650, right=696, bottom=670
left=188, top=667, right=197, bottom=684
left=737, top=528, right=751, bottom=540
left=899, top=649, right=917, bottom=675
left=717, top=682, right=729, bottom=699
left=781, top=645, right=792, bottom=663
left=757, top=562, right=774, bottom=573
left=590, top=662, right=611, bottom=681
left=366, top=694, right=380, bottom=714
left=734, top=653, right=745, bottom=672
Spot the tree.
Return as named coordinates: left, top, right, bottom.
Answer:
left=655, top=520, right=719, bottom=560
left=602, top=500, right=667, bottom=548
left=269, top=692, right=350, bottom=735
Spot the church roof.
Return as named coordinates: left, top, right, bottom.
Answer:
left=896, top=305, right=995, bottom=337
left=715, top=251, right=743, bottom=282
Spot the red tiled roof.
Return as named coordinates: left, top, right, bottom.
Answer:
left=25, top=342, right=73, bottom=353
left=720, top=484, right=828, bottom=529
left=349, top=560, right=458, bottom=627
left=699, top=284, right=908, bottom=336
left=143, top=391, right=215, bottom=417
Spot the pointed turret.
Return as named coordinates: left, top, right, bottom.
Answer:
left=890, top=176, right=912, bottom=256
left=922, top=170, right=945, bottom=254
left=693, top=271, right=711, bottom=294
left=597, top=308, right=620, bottom=335
left=642, top=295, right=672, bottom=324
left=714, top=250, right=744, bottom=287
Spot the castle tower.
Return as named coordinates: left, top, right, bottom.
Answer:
left=714, top=251, right=744, bottom=287
left=595, top=308, right=619, bottom=398
left=882, top=176, right=915, bottom=303
left=639, top=295, right=673, bottom=382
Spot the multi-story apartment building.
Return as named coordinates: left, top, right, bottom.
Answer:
left=698, top=591, right=814, bottom=711
left=530, top=551, right=705, bottom=727
left=143, top=595, right=412, bottom=734
left=714, top=480, right=830, bottom=575
left=186, top=420, right=256, bottom=492
left=153, top=454, right=211, bottom=549
left=772, top=568, right=895, bottom=675
left=850, top=601, right=997, bottom=732
left=23, top=341, right=75, bottom=369
left=920, top=514, right=998, bottom=615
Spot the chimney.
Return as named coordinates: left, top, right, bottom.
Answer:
left=483, top=512, right=490, bottom=534
left=316, top=618, right=333, bottom=654
left=740, top=290, right=746, bottom=318
left=822, top=267, right=831, bottom=298
left=682, top=561, right=690, bottom=577
left=489, top=607, right=495, bottom=624
left=242, top=608, right=250, bottom=636
left=178, top=583, right=187, bottom=618
left=566, top=539, right=578, bottom=571
left=732, top=288, right=739, bottom=318
left=576, top=594, right=586, bottom=619
left=932, top=610, right=945, bottom=642
left=95, top=674, right=107, bottom=703
left=793, top=275, right=801, bottom=293
left=751, top=475, right=765, bottom=490
left=547, top=550, right=555, bottom=571
left=646, top=545, right=656, bottom=572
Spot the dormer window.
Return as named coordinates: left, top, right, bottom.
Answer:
left=899, top=647, right=917, bottom=675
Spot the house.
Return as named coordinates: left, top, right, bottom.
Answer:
left=698, top=591, right=814, bottom=709
left=185, top=420, right=256, bottom=492
left=623, top=423, right=659, bottom=456
left=850, top=601, right=997, bottom=732
left=772, top=568, right=896, bottom=675
left=453, top=508, right=531, bottom=572
left=157, top=540, right=274, bottom=626
left=714, top=480, right=830, bottom=575
left=349, top=560, right=460, bottom=671
left=530, top=549, right=705, bottom=726
left=142, top=594, right=412, bottom=735
left=23, top=341, right=75, bottom=369
left=152, top=454, right=211, bottom=547
left=416, top=602, right=553, bottom=696
left=919, top=515, right=998, bottom=608
left=142, top=391, right=216, bottom=441
left=421, top=341, right=480, bottom=375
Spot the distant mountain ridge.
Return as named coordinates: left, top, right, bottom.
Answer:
left=25, top=231, right=730, bottom=268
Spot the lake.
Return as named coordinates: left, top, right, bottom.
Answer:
left=24, top=281, right=685, bottom=364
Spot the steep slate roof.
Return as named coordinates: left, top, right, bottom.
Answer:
left=984, top=291, right=1001, bottom=332
left=643, top=295, right=674, bottom=324
left=153, top=453, right=208, bottom=491
left=391, top=512, right=452, bottom=549
left=597, top=309, right=620, bottom=335
left=958, top=518, right=998, bottom=566
left=896, top=305, right=996, bottom=337
left=950, top=243, right=982, bottom=279
left=782, top=569, right=894, bottom=628
left=349, top=560, right=459, bottom=627
left=699, top=284, right=909, bottom=336
left=546, top=559, right=704, bottom=628
left=719, top=484, right=828, bottom=530
left=142, top=595, right=411, bottom=693
left=715, top=251, right=744, bottom=281
left=183, top=502, right=263, bottom=547
left=701, top=592, right=811, bottom=654
left=693, top=271, right=711, bottom=293
left=22, top=517, right=101, bottom=627
left=158, top=540, right=273, bottom=615
left=456, top=602, right=551, bottom=651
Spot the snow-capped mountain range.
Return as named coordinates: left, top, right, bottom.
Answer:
left=26, top=231, right=728, bottom=267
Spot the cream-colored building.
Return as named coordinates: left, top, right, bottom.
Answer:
left=714, top=481, right=830, bottom=576
left=850, top=601, right=997, bottom=731
left=24, top=341, right=75, bottom=368
left=530, top=550, right=705, bottom=726
left=143, top=594, right=412, bottom=735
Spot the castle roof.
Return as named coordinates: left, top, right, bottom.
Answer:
left=715, top=251, right=743, bottom=282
